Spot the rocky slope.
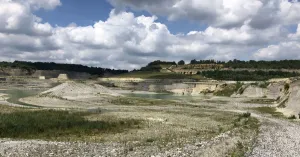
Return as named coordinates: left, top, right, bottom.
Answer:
left=0, top=67, right=91, bottom=79
left=40, top=81, right=121, bottom=99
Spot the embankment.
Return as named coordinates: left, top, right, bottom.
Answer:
left=0, top=67, right=91, bottom=79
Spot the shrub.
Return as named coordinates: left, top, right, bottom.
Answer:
left=241, top=112, right=251, bottom=118
left=288, top=115, right=297, bottom=119
left=146, top=138, right=155, bottom=143
left=284, top=83, right=290, bottom=91
left=259, top=82, right=270, bottom=88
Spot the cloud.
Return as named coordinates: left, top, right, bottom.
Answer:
left=253, top=42, right=300, bottom=60
left=0, top=0, right=54, bottom=36
left=253, top=24, right=300, bottom=60
left=109, top=0, right=300, bottom=29
left=0, top=0, right=300, bottom=70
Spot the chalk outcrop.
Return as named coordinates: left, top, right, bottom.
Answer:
left=40, top=81, right=121, bottom=99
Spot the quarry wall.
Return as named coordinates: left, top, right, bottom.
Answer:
left=99, top=78, right=227, bottom=95
left=0, top=68, right=91, bottom=79
left=282, top=80, right=300, bottom=116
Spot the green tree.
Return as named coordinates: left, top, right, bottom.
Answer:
left=190, top=59, right=197, bottom=64
left=178, top=60, right=185, bottom=65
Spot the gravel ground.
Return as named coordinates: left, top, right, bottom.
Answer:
left=0, top=130, right=240, bottom=157
left=248, top=117, right=300, bottom=157
left=2, top=87, right=299, bottom=157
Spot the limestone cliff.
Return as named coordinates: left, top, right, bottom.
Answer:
left=0, top=67, right=91, bottom=79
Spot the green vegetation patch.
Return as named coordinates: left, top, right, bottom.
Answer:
left=0, top=110, right=141, bottom=140
left=199, top=70, right=299, bottom=81
left=0, top=104, right=22, bottom=113
left=244, top=99, right=276, bottom=104
left=229, top=113, right=260, bottom=157
left=0, top=61, right=128, bottom=76
left=110, top=97, right=180, bottom=106
left=214, top=82, right=243, bottom=97
left=252, top=107, right=284, bottom=118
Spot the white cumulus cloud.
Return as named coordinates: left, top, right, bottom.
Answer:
left=0, top=0, right=300, bottom=70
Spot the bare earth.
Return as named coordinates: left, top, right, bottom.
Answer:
left=1, top=81, right=300, bottom=156
left=249, top=116, right=300, bottom=157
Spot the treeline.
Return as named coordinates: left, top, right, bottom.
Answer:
left=224, top=60, right=300, bottom=69
left=190, top=59, right=300, bottom=69
left=199, top=70, right=300, bottom=81
left=140, top=60, right=176, bottom=71
left=190, top=59, right=225, bottom=64
left=147, top=60, right=176, bottom=66
left=0, top=61, right=128, bottom=76
left=141, top=59, right=300, bottom=71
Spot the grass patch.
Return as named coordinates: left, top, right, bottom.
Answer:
left=252, top=107, right=284, bottom=118
left=0, top=104, right=22, bottom=113
left=244, top=99, right=276, bottom=104
left=110, top=97, right=181, bottom=106
left=214, top=83, right=241, bottom=97
left=110, top=97, right=215, bottom=110
left=231, top=141, right=246, bottom=157
left=229, top=113, right=260, bottom=157
left=203, top=100, right=229, bottom=104
left=259, top=82, right=270, bottom=88
left=0, top=110, right=141, bottom=140
left=288, top=115, right=297, bottom=119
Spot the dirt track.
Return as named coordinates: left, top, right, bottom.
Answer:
left=248, top=116, right=300, bottom=157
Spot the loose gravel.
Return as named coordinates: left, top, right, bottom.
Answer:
left=248, top=117, right=300, bottom=157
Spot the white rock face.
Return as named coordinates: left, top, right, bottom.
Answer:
left=241, top=85, right=266, bottom=98
left=266, top=83, right=284, bottom=100
left=57, top=74, right=69, bottom=80
left=40, top=81, right=121, bottom=99
left=284, top=81, right=300, bottom=116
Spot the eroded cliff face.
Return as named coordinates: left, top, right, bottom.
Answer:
left=32, top=70, right=91, bottom=79
left=280, top=80, right=300, bottom=116
left=0, top=68, right=91, bottom=79
left=0, top=67, right=33, bottom=76
left=99, top=78, right=226, bottom=95
left=266, top=82, right=285, bottom=100
left=100, top=77, right=292, bottom=99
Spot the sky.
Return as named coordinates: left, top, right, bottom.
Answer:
left=1, top=0, right=300, bottom=70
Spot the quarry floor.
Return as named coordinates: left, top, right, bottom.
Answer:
left=0, top=87, right=300, bottom=157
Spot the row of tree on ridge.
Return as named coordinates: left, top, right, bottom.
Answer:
left=143, top=59, right=300, bottom=70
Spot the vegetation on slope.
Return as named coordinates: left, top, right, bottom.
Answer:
left=112, top=71, right=205, bottom=80
left=199, top=70, right=299, bottom=81
left=189, top=59, right=300, bottom=69
left=214, top=82, right=244, bottom=97
left=0, top=110, right=141, bottom=140
left=139, top=60, right=176, bottom=72
left=224, top=60, right=300, bottom=69
left=252, top=107, right=284, bottom=118
left=0, top=61, right=128, bottom=76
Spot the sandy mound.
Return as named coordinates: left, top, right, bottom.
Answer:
left=240, top=85, right=266, bottom=98
left=39, top=81, right=121, bottom=99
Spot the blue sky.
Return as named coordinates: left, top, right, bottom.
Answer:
left=36, top=0, right=113, bottom=27
left=35, top=0, right=205, bottom=34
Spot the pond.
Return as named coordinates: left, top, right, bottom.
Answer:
left=1, top=89, right=43, bottom=107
